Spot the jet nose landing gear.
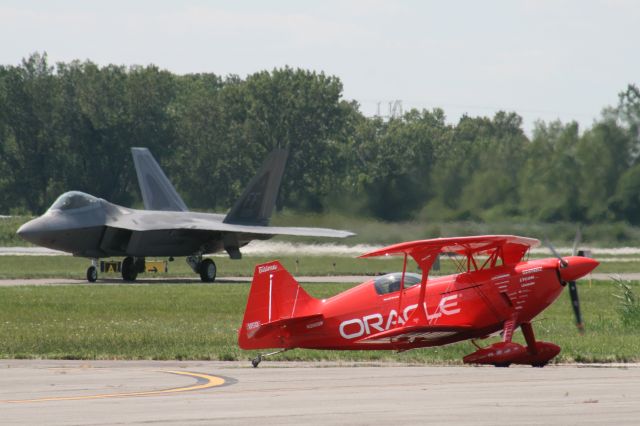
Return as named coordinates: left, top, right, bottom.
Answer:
left=86, top=259, right=98, bottom=282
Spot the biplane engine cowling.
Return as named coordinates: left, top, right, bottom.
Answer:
left=463, top=341, right=560, bottom=367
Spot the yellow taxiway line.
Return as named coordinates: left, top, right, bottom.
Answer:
left=2, top=370, right=225, bottom=403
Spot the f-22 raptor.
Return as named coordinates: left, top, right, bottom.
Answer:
left=17, top=148, right=354, bottom=282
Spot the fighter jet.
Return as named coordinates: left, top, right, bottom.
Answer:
left=17, top=148, right=354, bottom=282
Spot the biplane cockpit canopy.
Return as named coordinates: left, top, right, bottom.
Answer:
left=374, top=272, right=422, bottom=295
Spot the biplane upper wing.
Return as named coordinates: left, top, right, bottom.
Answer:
left=358, top=235, right=540, bottom=333
left=359, top=235, right=540, bottom=270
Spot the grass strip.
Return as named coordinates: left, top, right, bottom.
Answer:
left=0, top=280, right=638, bottom=363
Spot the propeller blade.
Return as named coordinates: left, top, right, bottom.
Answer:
left=572, top=226, right=582, bottom=257
left=567, top=281, right=585, bottom=334
left=544, top=238, right=568, bottom=267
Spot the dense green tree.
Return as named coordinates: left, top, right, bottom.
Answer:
left=338, top=108, right=450, bottom=221
left=1, top=52, right=640, bottom=227
left=1, top=53, right=62, bottom=212
left=611, top=164, right=640, bottom=224
left=240, top=68, right=351, bottom=211
left=575, top=119, right=631, bottom=221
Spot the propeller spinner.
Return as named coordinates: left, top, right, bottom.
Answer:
left=544, top=230, right=597, bottom=334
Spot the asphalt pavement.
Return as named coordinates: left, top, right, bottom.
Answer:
left=1, top=360, right=638, bottom=425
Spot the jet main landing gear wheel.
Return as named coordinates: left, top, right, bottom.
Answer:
left=86, top=265, right=97, bottom=282
left=199, top=258, right=217, bottom=282
left=122, top=256, right=138, bottom=281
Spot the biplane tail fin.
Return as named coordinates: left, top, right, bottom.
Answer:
left=238, top=261, right=321, bottom=349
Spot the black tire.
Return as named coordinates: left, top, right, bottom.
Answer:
left=87, top=266, right=97, bottom=282
left=252, top=355, right=262, bottom=368
left=135, top=257, right=146, bottom=273
left=122, top=256, right=138, bottom=281
left=199, top=258, right=216, bottom=282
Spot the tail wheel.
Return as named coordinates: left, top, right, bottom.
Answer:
left=199, top=258, right=216, bottom=282
left=86, top=266, right=98, bottom=282
left=122, top=256, right=138, bottom=281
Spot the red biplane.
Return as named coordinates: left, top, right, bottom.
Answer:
left=238, top=235, right=598, bottom=367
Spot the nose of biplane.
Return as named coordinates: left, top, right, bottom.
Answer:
left=558, top=256, right=599, bottom=282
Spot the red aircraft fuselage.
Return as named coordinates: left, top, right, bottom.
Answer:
left=239, top=236, right=599, bottom=367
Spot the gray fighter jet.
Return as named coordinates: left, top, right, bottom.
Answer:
left=17, top=148, right=354, bottom=282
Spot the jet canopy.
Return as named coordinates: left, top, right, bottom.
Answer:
left=49, top=191, right=100, bottom=212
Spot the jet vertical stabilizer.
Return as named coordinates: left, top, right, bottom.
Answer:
left=131, top=147, right=189, bottom=212
left=223, top=148, right=288, bottom=226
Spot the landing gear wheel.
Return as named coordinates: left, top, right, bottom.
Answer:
left=122, top=256, right=138, bottom=281
left=199, top=258, right=216, bottom=282
left=135, top=257, right=146, bottom=273
left=494, top=363, right=511, bottom=368
left=86, top=266, right=97, bottom=282
left=252, top=354, right=262, bottom=368
left=532, top=362, right=548, bottom=368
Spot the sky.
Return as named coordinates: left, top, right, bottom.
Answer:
left=1, top=0, right=639, bottom=134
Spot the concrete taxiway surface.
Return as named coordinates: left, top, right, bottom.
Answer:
left=0, top=272, right=628, bottom=287
left=1, top=360, right=638, bottom=425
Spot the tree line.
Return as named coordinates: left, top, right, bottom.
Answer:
left=1, top=53, right=639, bottom=225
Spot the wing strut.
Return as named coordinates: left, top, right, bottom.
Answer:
left=396, top=253, right=408, bottom=318
left=405, top=251, right=438, bottom=327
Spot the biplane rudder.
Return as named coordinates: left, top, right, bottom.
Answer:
left=238, top=260, right=319, bottom=349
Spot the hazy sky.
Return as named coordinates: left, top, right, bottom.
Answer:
left=1, top=0, right=639, bottom=134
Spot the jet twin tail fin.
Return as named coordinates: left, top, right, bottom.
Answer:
left=131, top=147, right=287, bottom=219
left=131, top=147, right=189, bottom=212
left=238, top=261, right=321, bottom=350
left=223, top=149, right=288, bottom=226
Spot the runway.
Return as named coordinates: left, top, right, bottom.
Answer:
left=1, top=360, right=639, bottom=425
left=0, top=272, right=628, bottom=287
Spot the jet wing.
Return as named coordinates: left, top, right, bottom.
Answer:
left=106, top=209, right=355, bottom=238
left=242, top=225, right=355, bottom=238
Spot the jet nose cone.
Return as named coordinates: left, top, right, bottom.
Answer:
left=16, top=218, right=44, bottom=243
left=559, top=256, right=599, bottom=282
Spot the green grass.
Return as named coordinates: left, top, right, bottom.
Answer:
left=0, top=216, right=29, bottom=246
left=0, top=280, right=638, bottom=363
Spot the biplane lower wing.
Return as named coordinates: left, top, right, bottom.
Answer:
left=356, top=325, right=472, bottom=345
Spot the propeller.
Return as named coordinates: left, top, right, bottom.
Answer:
left=568, top=227, right=584, bottom=333
left=544, top=228, right=585, bottom=334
